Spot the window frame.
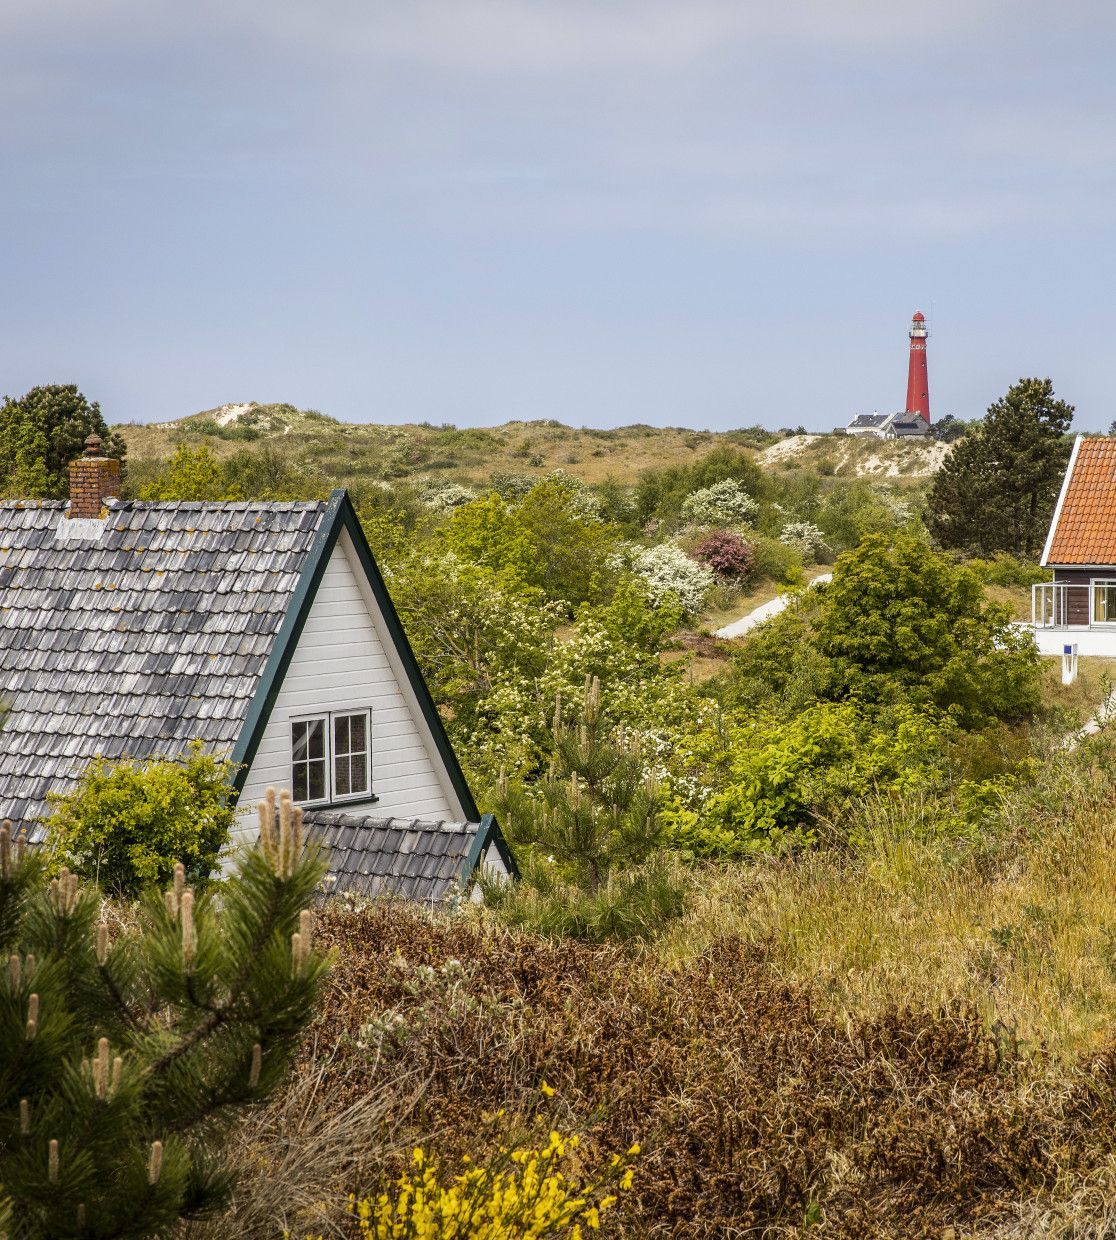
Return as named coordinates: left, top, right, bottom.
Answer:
left=290, top=714, right=331, bottom=807
left=289, top=708, right=375, bottom=807
left=330, top=708, right=373, bottom=804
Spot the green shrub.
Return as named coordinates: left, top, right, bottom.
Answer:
left=666, top=703, right=955, bottom=857
left=967, top=553, right=1049, bottom=588
left=748, top=534, right=805, bottom=586
left=45, top=742, right=236, bottom=896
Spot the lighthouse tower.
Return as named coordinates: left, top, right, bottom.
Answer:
left=905, top=311, right=930, bottom=425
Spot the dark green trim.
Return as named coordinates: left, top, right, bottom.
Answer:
left=231, top=489, right=483, bottom=825
left=461, top=813, right=519, bottom=887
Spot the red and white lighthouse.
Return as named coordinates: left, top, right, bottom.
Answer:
left=905, top=311, right=930, bottom=425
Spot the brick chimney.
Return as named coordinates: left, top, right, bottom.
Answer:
left=68, top=434, right=121, bottom=519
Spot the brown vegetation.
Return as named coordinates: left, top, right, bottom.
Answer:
left=195, top=890, right=1116, bottom=1238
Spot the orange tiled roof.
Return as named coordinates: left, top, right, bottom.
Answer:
left=1045, top=438, right=1116, bottom=565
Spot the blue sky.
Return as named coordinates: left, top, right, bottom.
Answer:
left=2, top=1, right=1113, bottom=431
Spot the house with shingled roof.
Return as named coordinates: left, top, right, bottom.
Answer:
left=1032, top=435, right=1116, bottom=657
left=0, top=436, right=515, bottom=901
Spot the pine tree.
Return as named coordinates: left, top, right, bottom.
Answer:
left=488, top=677, right=683, bottom=940
left=0, top=385, right=127, bottom=500
left=927, top=378, right=1073, bottom=557
left=0, top=790, right=327, bottom=1238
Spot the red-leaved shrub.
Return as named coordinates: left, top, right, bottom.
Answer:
left=692, top=529, right=755, bottom=578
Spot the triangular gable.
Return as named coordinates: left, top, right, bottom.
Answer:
left=1040, top=435, right=1116, bottom=567
left=230, top=489, right=481, bottom=822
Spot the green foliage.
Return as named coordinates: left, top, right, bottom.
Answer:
left=814, top=480, right=914, bottom=550
left=927, top=378, right=1073, bottom=556
left=45, top=743, right=237, bottom=897
left=666, top=702, right=954, bottom=857
left=967, top=554, right=1049, bottom=589
left=811, top=534, right=1041, bottom=726
left=748, top=534, right=805, bottom=586
left=441, top=477, right=619, bottom=609
left=486, top=677, right=684, bottom=940
left=586, top=575, right=683, bottom=654
left=732, top=535, right=1041, bottom=730
left=634, top=447, right=767, bottom=528
left=138, top=444, right=243, bottom=502
left=0, top=385, right=126, bottom=500
left=0, top=801, right=327, bottom=1237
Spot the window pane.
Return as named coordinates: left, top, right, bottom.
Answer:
left=348, top=751, right=368, bottom=795
left=334, top=715, right=349, bottom=755
left=349, top=713, right=367, bottom=755
left=335, top=754, right=351, bottom=798
left=307, top=719, right=325, bottom=760
left=307, top=757, right=326, bottom=802
left=292, top=721, right=309, bottom=762
left=293, top=762, right=308, bottom=802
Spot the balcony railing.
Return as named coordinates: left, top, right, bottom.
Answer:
left=1032, top=581, right=1116, bottom=629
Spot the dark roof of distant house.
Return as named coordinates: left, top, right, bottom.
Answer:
left=1043, top=437, right=1116, bottom=566
left=889, top=413, right=931, bottom=437
left=847, top=414, right=891, bottom=429
left=0, top=498, right=328, bottom=837
left=304, top=810, right=514, bottom=902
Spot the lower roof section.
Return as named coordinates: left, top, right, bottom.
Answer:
left=303, top=809, right=512, bottom=903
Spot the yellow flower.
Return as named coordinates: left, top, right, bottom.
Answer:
left=539, top=1080, right=556, bottom=1098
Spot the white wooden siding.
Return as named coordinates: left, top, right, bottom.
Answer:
left=234, top=534, right=463, bottom=842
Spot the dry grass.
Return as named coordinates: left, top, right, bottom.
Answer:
left=196, top=851, right=1116, bottom=1237
left=660, top=747, right=1116, bottom=1060
left=180, top=1045, right=418, bottom=1238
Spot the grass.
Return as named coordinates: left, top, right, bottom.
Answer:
left=659, top=742, right=1116, bottom=1060
left=115, top=408, right=943, bottom=492
left=1040, top=654, right=1113, bottom=724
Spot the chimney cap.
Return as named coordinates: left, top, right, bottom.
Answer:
left=83, top=433, right=103, bottom=457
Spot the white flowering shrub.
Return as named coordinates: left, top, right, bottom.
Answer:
left=416, top=478, right=477, bottom=512
left=680, top=479, right=758, bottom=527
left=875, top=486, right=913, bottom=525
left=632, top=543, right=714, bottom=614
left=779, top=521, right=830, bottom=561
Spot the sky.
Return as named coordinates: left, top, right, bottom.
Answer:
left=2, top=1, right=1114, bottom=432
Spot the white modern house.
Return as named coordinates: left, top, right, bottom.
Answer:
left=1029, top=435, right=1116, bottom=658
left=0, top=437, right=515, bottom=900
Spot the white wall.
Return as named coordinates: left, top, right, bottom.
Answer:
left=234, top=532, right=463, bottom=844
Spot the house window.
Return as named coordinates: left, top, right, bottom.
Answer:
left=1093, top=581, right=1116, bottom=625
left=333, top=711, right=370, bottom=800
left=291, top=718, right=328, bottom=803
left=290, top=710, right=373, bottom=805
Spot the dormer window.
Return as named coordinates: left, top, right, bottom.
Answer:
left=291, top=709, right=372, bottom=805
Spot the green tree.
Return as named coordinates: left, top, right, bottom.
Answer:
left=812, top=533, right=1041, bottom=726
left=138, top=444, right=242, bottom=502
left=0, top=385, right=126, bottom=499
left=927, top=378, right=1073, bottom=556
left=0, top=794, right=327, bottom=1236
left=487, top=677, right=683, bottom=940
left=45, top=744, right=237, bottom=897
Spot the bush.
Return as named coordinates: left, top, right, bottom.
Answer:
left=779, top=520, right=830, bottom=562
left=0, top=799, right=327, bottom=1236
left=813, top=533, right=1042, bottom=727
left=749, top=534, right=805, bottom=586
left=692, top=529, right=755, bottom=579
left=679, top=478, right=758, bottom=526
left=45, top=742, right=237, bottom=896
left=667, top=703, right=955, bottom=858
left=354, top=1130, right=637, bottom=1238
left=967, top=553, right=1049, bottom=588
left=631, top=543, right=714, bottom=615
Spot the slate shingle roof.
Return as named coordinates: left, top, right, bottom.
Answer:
left=1045, top=438, right=1116, bottom=566
left=0, top=498, right=328, bottom=838
left=304, top=810, right=484, bottom=902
